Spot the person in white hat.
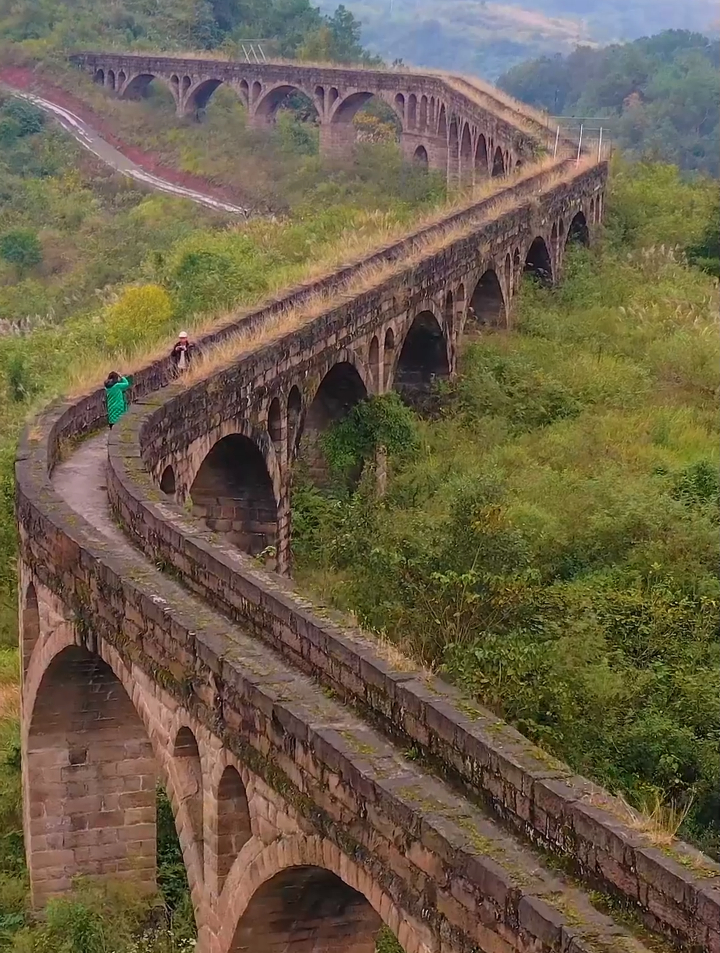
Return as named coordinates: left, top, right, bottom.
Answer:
left=170, top=331, right=195, bottom=372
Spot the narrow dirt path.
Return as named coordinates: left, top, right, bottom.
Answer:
left=0, top=83, right=251, bottom=217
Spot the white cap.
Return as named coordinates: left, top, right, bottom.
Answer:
left=178, top=331, right=188, bottom=339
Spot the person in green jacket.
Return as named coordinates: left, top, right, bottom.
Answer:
left=104, top=371, right=132, bottom=428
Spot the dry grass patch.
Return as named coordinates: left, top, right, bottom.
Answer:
left=179, top=193, right=536, bottom=385
left=62, top=154, right=595, bottom=400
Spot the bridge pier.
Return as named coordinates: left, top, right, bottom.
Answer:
left=20, top=574, right=158, bottom=909
left=319, top=121, right=357, bottom=160
left=399, top=131, right=447, bottom=175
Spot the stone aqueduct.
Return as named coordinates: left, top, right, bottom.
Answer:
left=16, top=54, right=720, bottom=953
left=70, top=52, right=558, bottom=183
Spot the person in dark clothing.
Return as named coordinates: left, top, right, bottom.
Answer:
left=104, top=371, right=132, bottom=428
left=170, top=331, right=195, bottom=372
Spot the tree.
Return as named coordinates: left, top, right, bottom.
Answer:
left=0, top=228, right=42, bottom=275
left=327, top=4, right=363, bottom=62
left=104, top=283, right=173, bottom=351
left=2, top=98, right=44, bottom=135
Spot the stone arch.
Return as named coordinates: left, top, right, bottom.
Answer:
left=566, top=210, right=590, bottom=247
left=551, top=221, right=558, bottom=247
left=251, top=80, right=262, bottom=103
left=254, top=84, right=317, bottom=122
left=328, top=86, right=339, bottom=107
left=524, top=236, right=553, bottom=286
left=214, top=766, right=251, bottom=893
left=383, top=327, right=396, bottom=385
left=26, top=644, right=159, bottom=907
left=173, top=726, right=204, bottom=873
left=268, top=396, right=282, bottom=451
left=368, top=335, right=381, bottom=391
left=455, top=282, right=466, bottom=325
left=93, top=68, right=104, bottom=85
left=331, top=90, right=398, bottom=132
left=407, top=93, right=417, bottom=129
left=297, top=361, right=368, bottom=484
left=120, top=72, right=157, bottom=100
left=107, top=69, right=116, bottom=91
left=287, top=386, right=302, bottom=459
left=21, top=581, right=39, bottom=676
left=160, top=465, right=176, bottom=496
left=185, top=78, right=224, bottom=115
left=238, top=78, right=250, bottom=106
left=448, top=118, right=460, bottom=181
left=437, top=103, right=447, bottom=139
left=394, top=310, right=449, bottom=410
left=189, top=433, right=278, bottom=557
left=419, top=95, right=428, bottom=131
left=413, top=144, right=428, bottom=167
left=118, top=70, right=126, bottom=88
left=443, top=290, right=454, bottom=331
left=491, top=145, right=505, bottom=177
left=475, top=133, right=488, bottom=179
left=230, top=866, right=383, bottom=953
left=590, top=197, right=596, bottom=222
left=221, top=835, right=425, bottom=953
left=459, top=122, right=473, bottom=184
left=467, top=268, right=506, bottom=331
left=504, top=252, right=512, bottom=290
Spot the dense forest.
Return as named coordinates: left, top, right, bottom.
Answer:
left=499, top=30, right=720, bottom=176
left=0, top=0, right=375, bottom=63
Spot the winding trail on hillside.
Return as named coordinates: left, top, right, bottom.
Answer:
left=0, top=83, right=251, bottom=217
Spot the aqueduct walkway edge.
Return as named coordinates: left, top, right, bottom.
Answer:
left=16, top=134, right=720, bottom=953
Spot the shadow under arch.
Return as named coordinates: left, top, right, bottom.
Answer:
left=566, top=210, right=590, bottom=247
left=296, top=360, right=368, bottom=486
left=229, top=865, right=386, bottom=953
left=121, top=72, right=161, bottom=101
left=22, top=581, right=39, bottom=676
left=173, top=726, right=205, bottom=874
left=524, top=236, right=553, bottom=286
left=25, top=644, right=160, bottom=906
left=394, top=310, right=449, bottom=413
left=467, top=268, right=506, bottom=332
left=215, top=765, right=251, bottom=893
left=254, top=83, right=319, bottom=122
left=185, top=78, right=224, bottom=115
left=491, top=145, right=505, bottom=177
left=189, top=433, right=278, bottom=557
left=413, top=144, right=428, bottom=167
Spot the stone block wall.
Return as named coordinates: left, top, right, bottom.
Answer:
left=25, top=643, right=156, bottom=907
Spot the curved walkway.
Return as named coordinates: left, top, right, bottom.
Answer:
left=0, top=84, right=251, bottom=217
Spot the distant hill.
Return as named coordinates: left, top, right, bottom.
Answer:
left=498, top=30, right=720, bottom=176
left=317, top=0, right=718, bottom=79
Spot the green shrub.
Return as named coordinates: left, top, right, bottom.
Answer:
left=0, top=230, right=41, bottom=275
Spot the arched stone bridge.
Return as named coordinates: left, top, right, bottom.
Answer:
left=70, top=52, right=558, bottom=183
left=17, top=142, right=720, bottom=953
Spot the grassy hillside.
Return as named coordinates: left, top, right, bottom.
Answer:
left=292, top=160, right=720, bottom=858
